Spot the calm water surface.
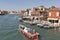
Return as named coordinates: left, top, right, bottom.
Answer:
left=0, top=14, right=60, bottom=40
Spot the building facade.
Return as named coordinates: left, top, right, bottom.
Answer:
left=47, top=8, right=60, bottom=27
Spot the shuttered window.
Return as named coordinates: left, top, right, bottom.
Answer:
left=56, top=12, right=59, bottom=16
left=49, top=12, right=51, bottom=16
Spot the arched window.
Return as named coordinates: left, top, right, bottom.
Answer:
left=32, top=17, right=35, bottom=20
left=36, top=18, right=38, bottom=20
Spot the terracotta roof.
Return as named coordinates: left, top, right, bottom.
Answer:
left=49, top=8, right=60, bottom=11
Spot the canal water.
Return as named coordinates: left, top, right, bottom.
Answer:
left=0, top=14, right=60, bottom=40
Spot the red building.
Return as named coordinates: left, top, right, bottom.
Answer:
left=47, top=8, right=60, bottom=27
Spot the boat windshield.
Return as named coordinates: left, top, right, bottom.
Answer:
left=19, top=25, right=25, bottom=27
left=19, top=25, right=26, bottom=29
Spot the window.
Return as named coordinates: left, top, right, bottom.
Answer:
left=56, top=12, right=59, bottom=16
left=49, top=20, right=53, bottom=23
left=49, top=20, right=58, bottom=23
left=49, top=12, right=51, bottom=16
left=54, top=20, right=58, bottom=23
left=32, top=17, right=35, bottom=20
left=41, top=8, right=43, bottom=10
left=36, top=18, right=38, bottom=20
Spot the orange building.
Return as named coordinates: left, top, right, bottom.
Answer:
left=47, top=8, right=60, bottom=27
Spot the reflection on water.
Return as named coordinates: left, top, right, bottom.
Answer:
left=0, top=14, right=60, bottom=40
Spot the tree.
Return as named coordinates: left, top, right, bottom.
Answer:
left=40, top=5, right=45, bottom=8
left=51, top=6, right=56, bottom=8
left=50, top=6, right=56, bottom=9
left=26, top=9, right=29, bottom=13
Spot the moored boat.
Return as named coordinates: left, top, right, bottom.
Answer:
left=37, top=23, right=44, bottom=28
left=18, top=25, right=40, bottom=40
left=19, top=16, right=31, bottom=22
left=0, top=13, right=5, bottom=15
left=19, top=18, right=37, bottom=25
left=29, top=21, right=37, bottom=25
left=18, top=18, right=23, bottom=22
left=43, top=24, right=54, bottom=29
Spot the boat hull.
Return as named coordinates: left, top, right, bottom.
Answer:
left=19, top=28, right=39, bottom=40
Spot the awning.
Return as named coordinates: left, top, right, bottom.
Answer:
left=48, top=18, right=58, bottom=20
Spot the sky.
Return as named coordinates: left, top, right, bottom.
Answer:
left=0, top=0, right=60, bottom=11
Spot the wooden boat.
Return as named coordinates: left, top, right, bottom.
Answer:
left=18, top=25, right=40, bottom=40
